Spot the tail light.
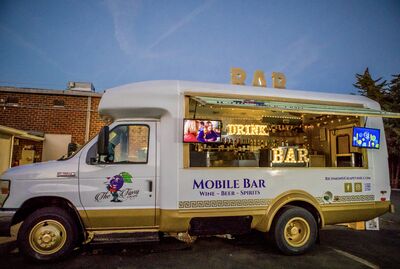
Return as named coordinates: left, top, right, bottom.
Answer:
left=0, top=179, right=10, bottom=208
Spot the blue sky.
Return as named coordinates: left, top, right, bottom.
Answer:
left=0, top=0, right=399, bottom=94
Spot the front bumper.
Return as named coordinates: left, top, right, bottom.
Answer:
left=0, top=209, right=16, bottom=236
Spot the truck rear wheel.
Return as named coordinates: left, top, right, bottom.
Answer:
left=17, top=207, right=78, bottom=262
left=272, top=206, right=317, bottom=255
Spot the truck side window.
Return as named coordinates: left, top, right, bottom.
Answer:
left=186, top=97, right=368, bottom=168
left=109, top=124, right=149, bottom=164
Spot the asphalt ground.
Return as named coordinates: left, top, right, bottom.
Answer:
left=1, top=191, right=399, bottom=269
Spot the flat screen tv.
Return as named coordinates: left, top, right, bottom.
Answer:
left=183, top=119, right=222, bottom=143
left=352, top=127, right=380, bottom=149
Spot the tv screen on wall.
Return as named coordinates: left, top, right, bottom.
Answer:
left=352, top=127, right=380, bottom=149
left=183, top=119, right=222, bottom=143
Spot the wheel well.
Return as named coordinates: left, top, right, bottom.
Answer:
left=275, top=201, right=322, bottom=228
left=12, top=196, right=85, bottom=241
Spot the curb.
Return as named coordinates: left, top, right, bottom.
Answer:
left=0, top=240, right=17, bottom=256
left=0, top=224, right=20, bottom=256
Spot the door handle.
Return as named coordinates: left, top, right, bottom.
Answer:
left=148, top=180, right=153, bottom=192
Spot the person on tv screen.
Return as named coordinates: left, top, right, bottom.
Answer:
left=184, top=120, right=198, bottom=142
left=197, top=121, right=206, bottom=142
left=205, top=121, right=219, bottom=142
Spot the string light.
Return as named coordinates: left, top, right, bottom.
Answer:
left=262, top=115, right=301, bottom=120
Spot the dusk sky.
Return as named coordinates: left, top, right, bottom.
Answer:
left=0, top=0, right=399, bottom=94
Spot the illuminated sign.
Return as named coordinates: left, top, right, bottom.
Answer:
left=226, top=124, right=296, bottom=136
left=227, top=124, right=269, bottom=136
left=271, top=147, right=309, bottom=164
left=230, top=67, right=286, bottom=89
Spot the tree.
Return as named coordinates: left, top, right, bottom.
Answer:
left=353, top=68, right=387, bottom=106
left=387, top=74, right=400, bottom=112
left=354, top=69, right=400, bottom=188
left=385, top=74, right=400, bottom=186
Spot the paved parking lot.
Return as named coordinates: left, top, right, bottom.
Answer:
left=1, top=191, right=399, bottom=268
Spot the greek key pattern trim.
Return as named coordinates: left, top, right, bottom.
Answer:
left=179, top=199, right=271, bottom=209
left=334, top=195, right=375, bottom=203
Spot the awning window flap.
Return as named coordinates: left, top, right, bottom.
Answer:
left=192, top=96, right=400, bottom=118
left=0, top=125, right=45, bottom=141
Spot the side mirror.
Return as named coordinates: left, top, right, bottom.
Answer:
left=97, top=126, right=110, bottom=156
left=67, top=142, right=78, bottom=156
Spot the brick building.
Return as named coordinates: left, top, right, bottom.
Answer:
left=0, top=83, right=105, bottom=173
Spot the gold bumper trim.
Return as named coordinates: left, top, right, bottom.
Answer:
left=321, top=201, right=390, bottom=225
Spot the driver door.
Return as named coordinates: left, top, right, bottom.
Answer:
left=79, top=121, right=157, bottom=229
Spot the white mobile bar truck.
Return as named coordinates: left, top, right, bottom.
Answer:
left=1, top=80, right=399, bottom=261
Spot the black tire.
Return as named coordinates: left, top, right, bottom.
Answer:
left=17, top=207, right=78, bottom=262
left=271, top=206, right=317, bottom=255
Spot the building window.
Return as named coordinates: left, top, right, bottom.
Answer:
left=53, top=99, right=65, bottom=107
left=6, top=96, right=19, bottom=106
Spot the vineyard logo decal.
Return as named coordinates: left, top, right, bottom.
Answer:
left=95, top=172, right=139, bottom=202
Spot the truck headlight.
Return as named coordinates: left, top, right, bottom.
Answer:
left=0, top=179, right=10, bottom=208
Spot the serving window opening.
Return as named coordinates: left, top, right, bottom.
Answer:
left=185, top=97, right=367, bottom=168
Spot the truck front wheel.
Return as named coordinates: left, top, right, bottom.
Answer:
left=272, top=206, right=317, bottom=255
left=17, top=207, right=78, bottom=262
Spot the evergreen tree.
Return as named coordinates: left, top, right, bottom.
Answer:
left=354, top=70, right=400, bottom=187
left=385, top=74, right=400, bottom=185
left=388, top=74, right=400, bottom=112
left=385, top=74, right=400, bottom=155
left=353, top=68, right=387, bottom=106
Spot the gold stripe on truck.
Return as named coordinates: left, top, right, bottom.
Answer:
left=78, top=198, right=390, bottom=233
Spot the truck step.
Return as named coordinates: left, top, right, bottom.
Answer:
left=91, top=232, right=160, bottom=245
